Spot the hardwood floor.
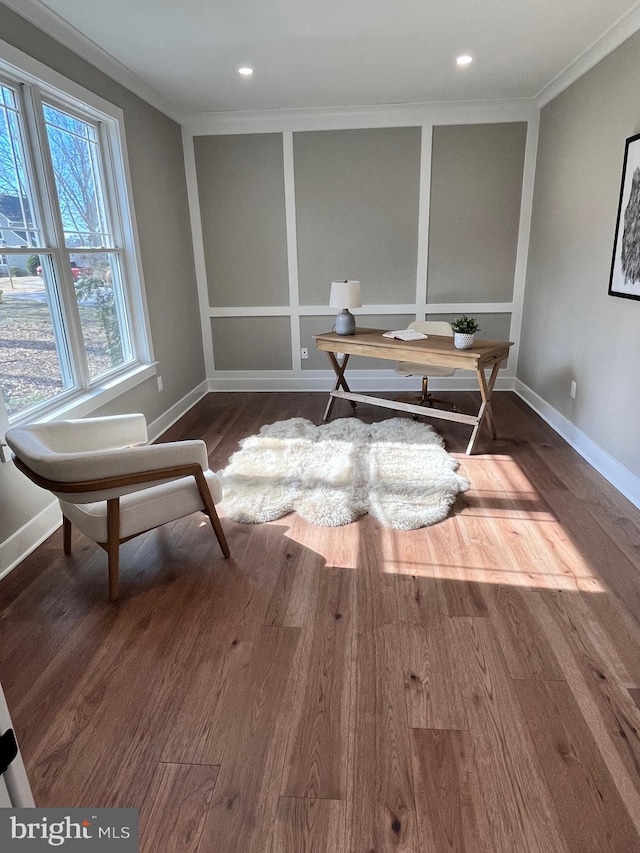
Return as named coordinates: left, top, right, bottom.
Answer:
left=2, top=390, right=640, bottom=851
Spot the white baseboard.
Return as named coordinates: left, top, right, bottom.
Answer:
left=515, top=379, right=640, bottom=510
left=0, top=501, right=62, bottom=583
left=146, top=380, right=209, bottom=442
left=0, top=380, right=209, bottom=581
left=207, top=369, right=516, bottom=393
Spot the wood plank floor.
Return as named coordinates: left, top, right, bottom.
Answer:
left=2, top=390, right=640, bottom=851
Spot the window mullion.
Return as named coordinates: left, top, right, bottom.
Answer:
left=25, top=85, right=91, bottom=389
left=94, top=127, right=136, bottom=363
left=100, top=124, right=147, bottom=362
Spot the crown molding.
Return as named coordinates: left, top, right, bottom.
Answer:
left=1, top=0, right=184, bottom=123
left=7, top=0, right=639, bottom=127
left=536, top=2, right=640, bottom=107
left=183, top=98, right=538, bottom=136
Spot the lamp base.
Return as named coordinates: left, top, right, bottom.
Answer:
left=335, top=309, right=356, bottom=335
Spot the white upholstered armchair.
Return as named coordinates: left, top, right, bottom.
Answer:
left=5, top=414, right=229, bottom=601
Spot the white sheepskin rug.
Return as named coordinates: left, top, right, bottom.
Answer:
left=217, top=417, right=469, bottom=530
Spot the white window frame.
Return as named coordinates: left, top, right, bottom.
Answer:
left=0, top=40, right=156, bottom=438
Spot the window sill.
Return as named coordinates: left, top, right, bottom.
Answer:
left=8, top=362, right=158, bottom=429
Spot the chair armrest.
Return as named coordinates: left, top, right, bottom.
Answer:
left=11, top=439, right=215, bottom=504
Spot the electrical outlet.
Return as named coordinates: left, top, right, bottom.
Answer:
left=300, top=348, right=309, bottom=359
left=0, top=443, right=12, bottom=463
left=157, top=375, right=164, bottom=392
left=570, top=380, right=577, bottom=399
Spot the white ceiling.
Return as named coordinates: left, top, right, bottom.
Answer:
left=8, top=0, right=640, bottom=117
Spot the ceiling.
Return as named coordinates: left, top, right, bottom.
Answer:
left=8, top=0, right=640, bottom=117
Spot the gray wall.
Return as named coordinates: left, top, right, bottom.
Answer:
left=519, top=29, right=640, bottom=478
left=294, top=128, right=421, bottom=305
left=0, top=4, right=205, bottom=546
left=195, top=134, right=289, bottom=307
left=197, top=124, right=526, bottom=373
left=429, top=123, right=526, bottom=303
left=211, top=317, right=292, bottom=370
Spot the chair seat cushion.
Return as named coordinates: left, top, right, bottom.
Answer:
left=60, top=469, right=222, bottom=543
left=395, top=362, right=455, bottom=377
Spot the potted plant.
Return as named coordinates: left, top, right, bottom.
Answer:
left=451, top=315, right=480, bottom=349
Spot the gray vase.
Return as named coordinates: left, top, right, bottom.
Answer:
left=335, top=309, right=356, bottom=335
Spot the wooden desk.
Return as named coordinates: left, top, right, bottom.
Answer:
left=314, top=328, right=513, bottom=455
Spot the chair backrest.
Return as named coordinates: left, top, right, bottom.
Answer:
left=5, top=414, right=149, bottom=495
left=408, top=320, right=453, bottom=337
left=5, top=415, right=148, bottom=477
left=4, top=414, right=214, bottom=505
left=395, top=320, right=456, bottom=377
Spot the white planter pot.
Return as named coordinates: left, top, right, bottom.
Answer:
left=454, top=332, right=475, bottom=349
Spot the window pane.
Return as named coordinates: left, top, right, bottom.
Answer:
left=42, top=104, right=111, bottom=249
left=0, top=65, right=149, bottom=422
left=0, top=83, right=41, bottom=248
left=72, top=253, right=133, bottom=380
left=0, top=254, right=72, bottom=417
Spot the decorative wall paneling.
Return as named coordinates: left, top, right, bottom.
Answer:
left=183, top=102, right=539, bottom=391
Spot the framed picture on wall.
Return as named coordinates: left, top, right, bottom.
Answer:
left=609, top=132, right=640, bottom=300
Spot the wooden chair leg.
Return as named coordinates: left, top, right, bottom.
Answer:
left=420, top=376, right=429, bottom=406
left=208, top=505, right=230, bottom=558
left=106, top=498, right=120, bottom=602
left=417, top=375, right=457, bottom=413
left=194, top=471, right=230, bottom=558
left=63, top=515, right=72, bottom=554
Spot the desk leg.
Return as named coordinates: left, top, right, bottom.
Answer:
left=323, top=352, right=355, bottom=421
left=466, top=361, right=501, bottom=454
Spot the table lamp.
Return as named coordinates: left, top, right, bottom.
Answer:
left=329, top=280, right=362, bottom=335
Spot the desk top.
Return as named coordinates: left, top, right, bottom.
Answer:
left=314, top=328, right=513, bottom=370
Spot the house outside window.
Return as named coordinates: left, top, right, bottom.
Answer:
left=0, top=47, right=154, bottom=427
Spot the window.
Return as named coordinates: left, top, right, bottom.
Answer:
left=0, top=53, right=153, bottom=424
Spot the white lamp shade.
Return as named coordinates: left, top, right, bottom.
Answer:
left=329, top=280, right=362, bottom=310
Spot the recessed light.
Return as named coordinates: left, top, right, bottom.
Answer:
left=456, top=55, right=473, bottom=66
left=238, top=67, right=254, bottom=77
